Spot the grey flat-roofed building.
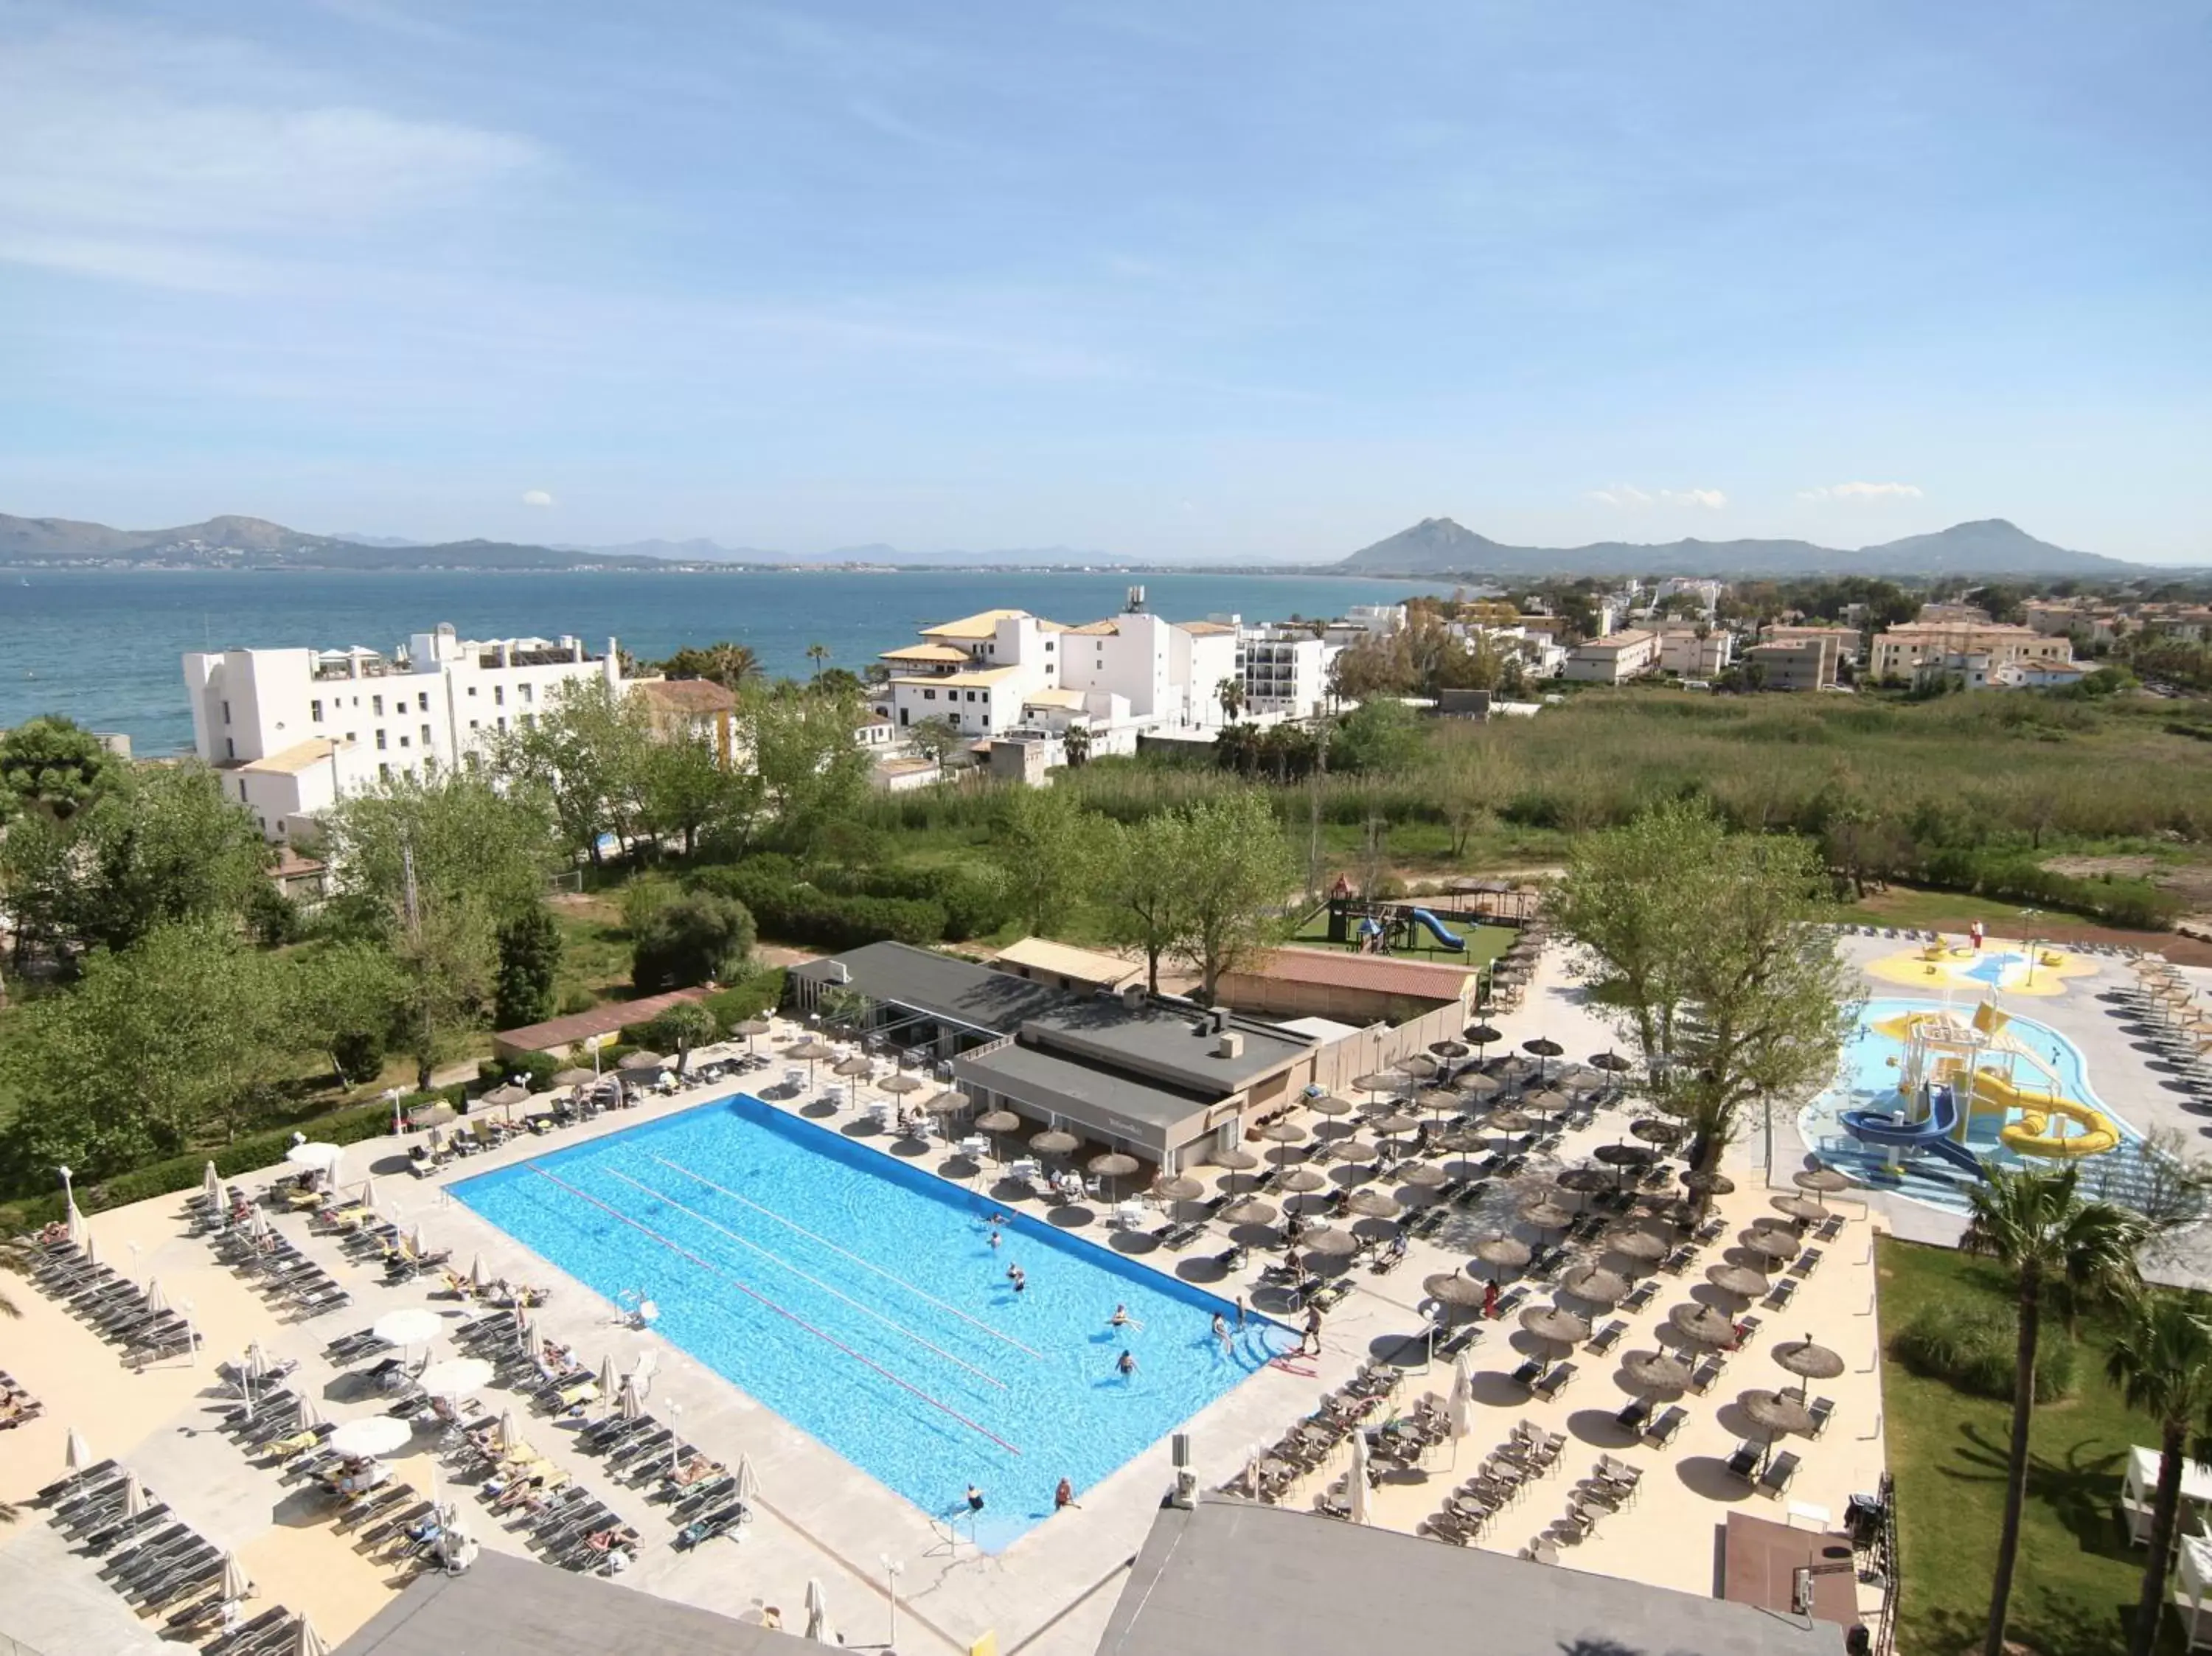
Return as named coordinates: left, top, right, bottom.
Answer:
left=1099, top=1498, right=1842, bottom=1656
left=333, top=1551, right=807, bottom=1656
left=953, top=1037, right=1227, bottom=1161
left=1018, top=998, right=1311, bottom=1096
left=789, top=940, right=1074, bottom=1051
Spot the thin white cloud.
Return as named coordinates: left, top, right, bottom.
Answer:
left=521, top=489, right=556, bottom=508
left=1799, top=481, right=1924, bottom=501
left=1590, top=484, right=1726, bottom=509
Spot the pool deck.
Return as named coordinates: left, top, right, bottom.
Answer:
left=0, top=940, right=1911, bottom=1655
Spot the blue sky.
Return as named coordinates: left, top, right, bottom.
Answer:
left=1, top=0, right=2206, bottom=562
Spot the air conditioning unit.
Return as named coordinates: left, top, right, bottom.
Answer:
left=1217, top=1032, right=1245, bottom=1060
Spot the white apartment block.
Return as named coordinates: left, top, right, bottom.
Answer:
left=1322, top=604, right=1405, bottom=649
left=1868, top=623, right=2070, bottom=681
left=1561, top=628, right=1661, bottom=684
left=183, top=625, right=622, bottom=841
left=1654, top=624, right=1735, bottom=678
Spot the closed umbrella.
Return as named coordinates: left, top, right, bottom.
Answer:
left=1562, top=1264, right=1631, bottom=1306
left=1425, top=1273, right=1487, bottom=1309
left=122, top=1468, right=147, bottom=1519
left=805, top=1578, right=831, bottom=1643
left=1352, top=1072, right=1406, bottom=1096
left=1220, top=1197, right=1279, bottom=1226
left=1525, top=1090, right=1568, bottom=1120
left=1349, top=1430, right=1371, bottom=1524
left=1621, top=1350, right=1694, bottom=1394
left=1520, top=1305, right=1590, bottom=1346
left=296, top=1616, right=331, bottom=1656
left=1152, top=1174, right=1205, bottom=1203
left=1707, top=1264, right=1771, bottom=1300
left=1669, top=1302, right=1738, bottom=1347
left=246, top=1340, right=273, bottom=1381
left=1450, top=1353, right=1475, bottom=1441
left=1278, top=1168, right=1328, bottom=1194
left=1474, top=1235, right=1533, bottom=1271
left=1302, top=1226, right=1360, bottom=1257
left=203, top=1161, right=222, bottom=1205
left=1430, top=1040, right=1470, bottom=1060
left=618, top=1373, right=644, bottom=1422
left=975, top=1109, right=1021, bottom=1133
left=408, top=1222, right=431, bottom=1259
left=219, top=1551, right=251, bottom=1604
left=496, top=1407, right=521, bottom=1451
left=355, top=1176, right=379, bottom=1214
left=880, top=1073, right=927, bottom=1097
left=144, top=1278, right=171, bottom=1317
left=1031, top=1129, right=1079, bottom=1157
left=470, top=1254, right=492, bottom=1295
left=1346, top=1190, right=1402, bottom=1220
left=63, top=1427, right=91, bottom=1476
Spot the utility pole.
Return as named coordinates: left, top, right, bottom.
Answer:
left=402, top=839, right=433, bottom=1090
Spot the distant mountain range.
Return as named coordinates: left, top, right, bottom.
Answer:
left=0, top=507, right=2166, bottom=579
left=1335, top=516, right=2141, bottom=579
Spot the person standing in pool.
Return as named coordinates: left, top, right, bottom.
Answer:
left=1108, top=1304, right=1143, bottom=1332
left=1055, top=1478, right=1079, bottom=1511
left=966, top=1484, right=986, bottom=1515
left=1116, top=1349, right=1138, bottom=1378
left=987, top=1229, right=1001, bottom=1250
left=1211, top=1312, right=1233, bottom=1354
left=1009, top=1264, right=1027, bottom=1294
left=1234, top=1295, right=1246, bottom=1331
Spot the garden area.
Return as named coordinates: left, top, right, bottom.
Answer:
left=1880, top=1237, right=2164, bottom=1656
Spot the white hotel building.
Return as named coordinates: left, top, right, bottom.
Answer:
left=183, top=625, right=622, bottom=841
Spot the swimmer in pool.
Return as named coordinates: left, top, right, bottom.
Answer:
left=1108, top=1304, right=1143, bottom=1331
left=1211, top=1312, right=1232, bottom=1353
left=1116, top=1349, right=1138, bottom=1378
left=988, top=1229, right=1001, bottom=1249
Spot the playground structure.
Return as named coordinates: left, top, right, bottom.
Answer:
left=1863, top=933, right=2096, bottom=998
left=1327, top=895, right=1481, bottom=954
left=1837, top=998, right=2124, bottom=1178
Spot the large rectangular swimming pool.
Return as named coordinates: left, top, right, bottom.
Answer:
left=453, top=1094, right=1294, bottom=1550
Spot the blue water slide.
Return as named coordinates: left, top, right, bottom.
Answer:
left=1838, top=1085, right=1986, bottom=1180
left=1405, top=908, right=1466, bottom=950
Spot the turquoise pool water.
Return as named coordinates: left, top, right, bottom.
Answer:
left=453, top=1094, right=1294, bottom=1550
left=1800, top=998, right=2153, bottom=1213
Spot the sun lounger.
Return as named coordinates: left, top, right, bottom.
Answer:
left=1585, top=1320, right=1627, bottom=1356
left=1762, top=1278, right=1798, bottom=1312
left=1724, top=1442, right=1761, bottom=1481
left=1808, top=1396, right=1835, bottom=1436
left=1643, top=1405, right=1688, bottom=1448
left=1757, top=1450, right=1801, bottom=1498
left=1531, top=1362, right=1576, bottom=1401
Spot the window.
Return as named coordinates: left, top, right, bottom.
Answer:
left=922, top=689, right=936, bottom=700
left=345, top=731, right=355, bottom=744
left=224, top=737, right=235, bottom=759
left=497, top=715, right=507, bottom=731
left=397, top=734, right=409, bottom=748
left=424, top=756, right=437, bottom=774
left=520, top=682, right=534, bottom=703
left=379, top=762, right=391, bottom=781
left=372, top=695, right=383, bottom=716
left=375, top=729, right=386, bottom=750
left=420, top=724, right=432, bottom=746
left=898, top=708, right=908, bottom=726
left=310, top=699, right=323, bottom=721
left=238, top=779, right=248, bottom=801
left=520, top=712, right=534, bottom=728
left=220, top=700, right=232, bottom=723
left=494, top=685, right=505, bottom=706
left=469, top=719, right=479, bottom=731
left=417, top=692, right=430, bottom=712
left=467, top=685, right=477, bottom=697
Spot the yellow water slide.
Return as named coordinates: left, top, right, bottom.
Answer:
left=1979, top=1073, right=2121, bottom=1158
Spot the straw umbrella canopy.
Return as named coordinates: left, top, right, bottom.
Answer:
left=1474, top=1235, right=1533, bottom=1272
left=1424, top=1273, right=1487, bottom=1309
left=1220, top=1197, right=1279, bottom=1226
left=880, top=1072, right=927, bottom=1096
left=1435, top=1127, right=1489, bottom=1155
left=1669, top=1302, right=1739, bottom=1346
left=975, top=1109, right=1021, bottom=1133
left=550, top=1068, right=596, bottom=1089
left=1255, top=1120, right=1305, bottom=1144
left=481, top=1084, right=530, bottom=1111
left=1706, top=1264, right=1771, bottom=1300
left=1739, top=1228, right=1800, bottom=1261
left=1607, top=1228, right=1671, bottom=1264
left=597, top=1354, right=619, bottom=1405
left=1630, top=1118, right=1686, bottom=1147
left=1278, top=1168, right=1328, bottom=1194
left=295, top=1394, right=326, bottom=1431
left=1562, top=1264, right=1631, bottom=1306
left=1031, top=1128, right=1079, bottom=1157
left=1770, top=1194, right=1826, bottom=1224
left=1520, top=1305, right=1590, bottom=1346
left=1464, top=1024, right=1503, bottom=1053
left=1518, top=1197, right=1573, bottom=1232
left=1397, top=1162, right=1449, bottom=1189
left=1352, top=1072, right=1407, bottom=1097
left=1621, top=1350, right=1694, bottom=1395
left=1346, top=1190, right=1402, bottom=1220
left=1370, top=1112, right=1420, bottom=1138
left=619, top=1051, right=667, bottom=1074
left=1521, top=1037, right=1565, bottom=1079
left=1399, top=1054, right=1442, bottom=1081
left=1304, top=1092, right=1354, bottom=1117
left=1454, top=1071, right=1501, bottom=1101
left=1524, top=1090, right=1568, bottom=1120
left=1349, top=1430, right=1372, bottom=1525
left=1212, top=1148, right=1260, bottom=1172
left=1301, top=1226, right=1360, bottom=1257
left=1091, top=1151, right=1141, bottom=1200
left=1594, top=1142, right=1657, bottom=1170
left=1773, top=1338, right=1846, bottom=1386
left=1589, top=1052, right=1634, bottom=1074
left=617, top=1373, right=644, bottom=1422
left=1486, top=1110, right=1536, bottom=1136
left=1415, top=1087, right=1461, bottom=1119
left=1450, top=1353, right=1475, bottom=1443
left=1793, top=1167, right=1852, bottom=1197
left=1152, top=1174, right=1206, bottom=1203
left=1557, top=1167, right=1613, bottom=1196
left=1680, top=1169, right=1736, bottom=1198
left=1740, top=1388, right=1817, bottom=1438
left=1429, top=1040, right=1470, bottom=1060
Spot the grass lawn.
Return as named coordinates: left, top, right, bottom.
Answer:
left=1879, top=1237, right=2164, bottom=1655
left=549, top=893, right=643, bottom=1011
left=1281, top=907, right=1517, bottom=968
left=1849, top=885, right=2072, bottom=931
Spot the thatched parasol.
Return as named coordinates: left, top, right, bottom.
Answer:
left=1346, top=1190, right=1402, bottom=1220
left=1669, top=1302, right=1738, bottom=1346
left=1278, top=1168, right=1328, bottom=1194
left=1706, top=1264, right=1771, bottom=1299
left=1621, top=1350, right=1694, bottom=1394
left=1220, top=1197, right=1279, bottom=1226
left=1772, top=1338, right=1846, bottom=1384
left=1474, top=1235, right=1533, bottom=1270
left=1213, top=1148, right=1260, bottom=1172
left=1607, top=1228, right=1671, bottom=1264
left=1518, top=1198, right=1573, bottom=1232
left=1793, top=1167, right=1852, bottom=1197
left=1739, top=1388, right=1817, bottom=1438
left=1397, top=1162, right=1449, bottom=1189
left=1301, top=1226, right=1360, bottom=1257
left=1256, top=1120, right=1306, bottom=1144
left=1152, top=1174, right=1205, bottom=1203
left=975, top=1109, right=1022, bottom=1133
left=1031, top=1129, right=1079, bottom=1156
left=1520, top=1305, right=1591, bottom=1346
left=1630, top=1118, right=1686, bottom=1147
left=1562, top=1264, right=1631, bottom=1305
left=1770, top=1194, right=1826, bottom=1224
left=1557, top=1167, right=1613, bottom=1195
left=1304, top=1093, right=1355, bottom=1116
left=1680, top=1169, right=1736, bottom=1197
left=1424, top=1273, right=1487, bottom=1309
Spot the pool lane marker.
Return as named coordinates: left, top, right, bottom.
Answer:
left=521, top=1161, right=1022, bottom=1458
left=605, top=1169, right=1007, bottom=1391
left=645, top=1155, right=1046, bottom=1361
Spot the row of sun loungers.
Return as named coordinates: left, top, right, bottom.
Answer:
left=0, top=1366, right=42, bottom=1430
left=27, top=1237, right=196, bottom=1363
left=38, top=1459, right=235, bottom=1624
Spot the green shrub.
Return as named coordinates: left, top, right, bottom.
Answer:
left=688, top=860, right=946, bottom=950
left=477, top=1051, right=560, bottom=1095
left=633, top=891, right=757, bottom=991
left=556, top=986, right=597, bottom=1016
left=1894, top=1301, right=2077, bottom=1402
left=703, top=967, right=787, bottom=1031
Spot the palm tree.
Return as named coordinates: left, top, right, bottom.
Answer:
left=1961, top=1163, right=2146, bottom=1656
left=1215, top=677, right=1245, bottom=722
left=2106, top=1290, right=2212, bottom=1656
left=708, top=642, right=760, bottom=689
left=805, top=643, right=830, bottom=681
left=1063, top=723, right=1091, bottom=768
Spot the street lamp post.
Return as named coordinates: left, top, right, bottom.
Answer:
left=881, top=1555, right=903, bottom=1650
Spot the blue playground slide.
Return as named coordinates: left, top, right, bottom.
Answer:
left=1839, top=1085, right=1986, bottom=1180
left=1357, top=917, right=1386, bottom=945
left=1405, top=908, right=1466, bottom=950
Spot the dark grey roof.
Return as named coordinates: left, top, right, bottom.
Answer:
left=1018, top=998, right=1313, bottom=1097
left=801, top=941, right=1073, bottom=1034
left=1097, top=1499, right=1840, bottom=1656
left=955, top=1039, right=1212, bottom=1142
left=332, top=1552, right=807, bottom=1656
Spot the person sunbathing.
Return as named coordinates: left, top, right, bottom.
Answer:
left=669, top=1454, right=721, bottom=1488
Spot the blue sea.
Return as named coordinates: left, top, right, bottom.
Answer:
left=2, top=568, right=1453, bottom=755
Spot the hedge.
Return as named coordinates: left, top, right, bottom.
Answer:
left=703, top=967, right=787, bottom=1030
left=478, top=1051, right=561, bottom=1094
left=1917, top=847, right=2185, bottom=930
left=688, top=862, right=948, bottom=950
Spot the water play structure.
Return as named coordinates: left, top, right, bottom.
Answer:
left=1836, top=998, right=2124, bottom=1177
